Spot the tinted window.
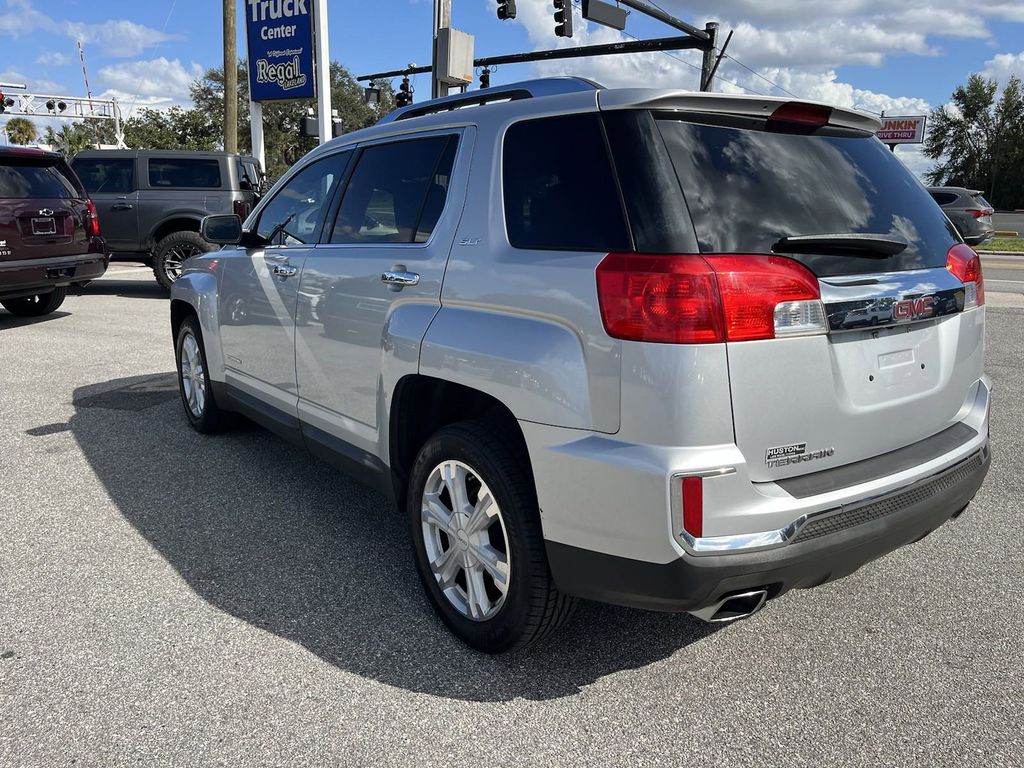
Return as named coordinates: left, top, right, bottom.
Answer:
left=72, top=157, right=134, bottom=195
left=503, top=114, right=630, bottom=252
left=0, top=159, right=79, bottom=198
left=148, top=158, right=221, bottom=188
left=330, top=136, right=455, bottom=245
left=255, top=152, right=349, bottom=246
left=657, top=117, right=959, bottom=276
left=930, top=192, right=958, bottom=206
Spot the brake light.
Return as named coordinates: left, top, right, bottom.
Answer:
left=946, top=243, right=984, bottom=308
left=681, top=476, right=703, bottom=538
left=84, top=199, right=100, bottom=238
left=596, top=253, right=826, bottom=344
left=767, top=102, right=832, bottom=128
left=233, top=199, right=251, bottom=218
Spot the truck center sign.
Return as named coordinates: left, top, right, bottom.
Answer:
left=245, top=0, right=316, bottom=102
left=876, top=115, right=927, bottom=144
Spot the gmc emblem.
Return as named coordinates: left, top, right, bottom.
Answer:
left=893, top=296, right=936, bottom=321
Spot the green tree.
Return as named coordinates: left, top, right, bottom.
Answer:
left=925, top=74, right=1024, bottom=209
left=4, top=116, right=38, bottom=145
left=123, top=107, right=219, bottom=151
left=190, top=60, right=395, bottom=180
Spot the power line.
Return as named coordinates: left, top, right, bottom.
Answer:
left=718, top=54, right=801, bottom=99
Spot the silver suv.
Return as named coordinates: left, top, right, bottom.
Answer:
left=170, top=79, right=991, bottom=653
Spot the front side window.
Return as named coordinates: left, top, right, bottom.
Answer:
left=148, top=158, right=222, bottom=188
left=255, top=152, right=349, bottom=246
left=70, top=157, right=134, bottom=195
left=502, top=114, right=630, bottom=252
left=330, top=135, right=457, bottom=245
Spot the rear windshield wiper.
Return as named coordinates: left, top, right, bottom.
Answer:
left=772, top=233, right=909, bottom=257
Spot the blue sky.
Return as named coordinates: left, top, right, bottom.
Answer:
left=2, top=0, right=1023, bottom=171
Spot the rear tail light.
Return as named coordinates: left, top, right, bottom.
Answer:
left=966, top=208, right=993, bottom=219
left=946, top=243, right=985, bottom=308
left=84, top=199, right=100, bottom=238
left=596, top=253, right=826, bottom=344
left=233, top=199, right=251, bottom=219
left=680, top=476, right=703, bottom=538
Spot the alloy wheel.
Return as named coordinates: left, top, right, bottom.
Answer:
left=163, top=244, right=202, bottom=283
left=179, top=332, right=207, bottom=418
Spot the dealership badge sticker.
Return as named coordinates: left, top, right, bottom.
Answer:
left=766, top=442, right=836, bottom=468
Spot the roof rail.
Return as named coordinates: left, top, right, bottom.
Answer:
left=379, top=77, right=603, bottom=124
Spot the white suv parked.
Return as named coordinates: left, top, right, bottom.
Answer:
left=170, top=79, right=991, bottom=653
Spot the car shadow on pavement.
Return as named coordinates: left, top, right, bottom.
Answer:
left=0, top=310, right=71, bottom=329
left=74, top=280, right=168, bottom=300
left=68, top=373, right=717, bottom=702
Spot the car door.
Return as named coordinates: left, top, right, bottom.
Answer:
left=217, top=152, right=350, bottom=419
left=70, top=155, right=139, bottom=250
left=295, top=129, right=470, bottom=453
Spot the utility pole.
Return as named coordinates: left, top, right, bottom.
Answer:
left=699, top=21, right=718, bottom=91
left=431, top=0, right=451, bottom=99
left=223, top=0, right=237, bottom=153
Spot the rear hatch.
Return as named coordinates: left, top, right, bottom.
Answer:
left=0, top=152, right=92, bottom=263
left=602, top=105, right=984, bottom=483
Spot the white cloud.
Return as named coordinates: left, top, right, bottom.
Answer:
left=0, top=68, right=64, bottom=94
left=36, top=50, right=69, bottom=66
left=981, top=52, right=1024, bottom=84
left=97, top=57, right=204, bottom=114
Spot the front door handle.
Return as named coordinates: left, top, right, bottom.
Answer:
left=111, top=203, right=134, bottom=211
left=381, top=270, right=420, bottom=288
left=273, top=264, right=298, bottom=277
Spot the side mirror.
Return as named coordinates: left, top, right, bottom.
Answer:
left=201, top=214, right=243, bottom=245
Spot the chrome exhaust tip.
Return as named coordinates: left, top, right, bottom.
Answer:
left=689, top=589, right=768, bottom=624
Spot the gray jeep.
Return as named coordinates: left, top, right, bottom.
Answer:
left=72, top=149, right=263, bottom=290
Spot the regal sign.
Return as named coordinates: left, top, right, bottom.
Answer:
left=245, top=0, right=316, bottom=102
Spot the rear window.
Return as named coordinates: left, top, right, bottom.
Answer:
left=0, top=159, right=80, bottom=199
left=72, top=157, right=134, bottom=195
left=930, top=192, right=958, bottom=206
left=148, top=158, right=222, bottom=188
left=503, top=114, right=630, bottom=252
left=656, top=115, right=959, bottom=276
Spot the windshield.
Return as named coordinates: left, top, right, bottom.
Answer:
left=656, top=115, right=960, bottom=276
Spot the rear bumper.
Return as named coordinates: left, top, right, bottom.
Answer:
left=0, top=251, right=108, bottom=298
left=547, top=444, right=989, bottom=612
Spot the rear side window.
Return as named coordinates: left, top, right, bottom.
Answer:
left=656, top=116, right=959, bottom=276
left=503, top=114, right=630, bottom=252
left=72, top=157, right=134, bottom=195
left=330, top=135, right=456, bottom=245
left=930, top=192, right=958, bottom=206
left=0, top=160, right=79, bottom=198
left=148, top=158, right=221, bottom=188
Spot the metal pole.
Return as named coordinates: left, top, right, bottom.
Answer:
left=313, top=0, right=332, bottom=144
left=223, top=0, right=237, bottom=153
left=250, top=100, right=265, bottom=169
left=431, top=0, right=451, bottom=99
left=614, top=0, right=709, bottom=40
left=700, top=22, right=719, bottom=91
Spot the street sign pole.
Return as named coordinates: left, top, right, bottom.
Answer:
left=313, top=0, right=332, bottom=144
left=250, top=100, right=265, bottom=170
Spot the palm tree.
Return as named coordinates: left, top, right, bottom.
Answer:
left=43, top=124, right=96, bottom=156
left=4, top=116, right=38, bottom=145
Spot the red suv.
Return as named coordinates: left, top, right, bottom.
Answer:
left=0, top=147, right=107, bottom=317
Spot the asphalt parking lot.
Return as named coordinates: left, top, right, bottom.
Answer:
left=2, top=265, right=1023, bottom=767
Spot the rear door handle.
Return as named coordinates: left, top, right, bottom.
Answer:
left=381, top=270, right=420, bottom=288
left=273, top=264, right=298, bottom=277
left=111, top=203, right=134, bottom=211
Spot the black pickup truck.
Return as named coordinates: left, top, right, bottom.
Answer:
left=71, top=150, right=263, bottom=290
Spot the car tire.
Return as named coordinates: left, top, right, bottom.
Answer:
left=407, top=420, right=576, bottom=653
left=175, top=315, right=230, bottom=434
left=153, top=230, right=213, bottom=291
left=0, top=287, right=67, bottom=317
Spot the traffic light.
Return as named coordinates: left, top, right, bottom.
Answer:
left=479, top=68, right=491, bottom=89
left=0, top=92, right=12, bottom=113
left=496, top=0, right=516, bottom=20
left=553, top=0, right=573, bottom=37
left=395, top=76, right=413, bottom=108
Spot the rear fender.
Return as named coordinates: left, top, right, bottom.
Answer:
left=419, top=306, right=593, bottom=429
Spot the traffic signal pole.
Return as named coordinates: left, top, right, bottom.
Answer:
left=431, top=0, right=452, bottom=99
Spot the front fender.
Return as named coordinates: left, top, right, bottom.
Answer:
left=419, top=306, right=595, bottom=430
left=171, top=265, right=225, bottom=383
